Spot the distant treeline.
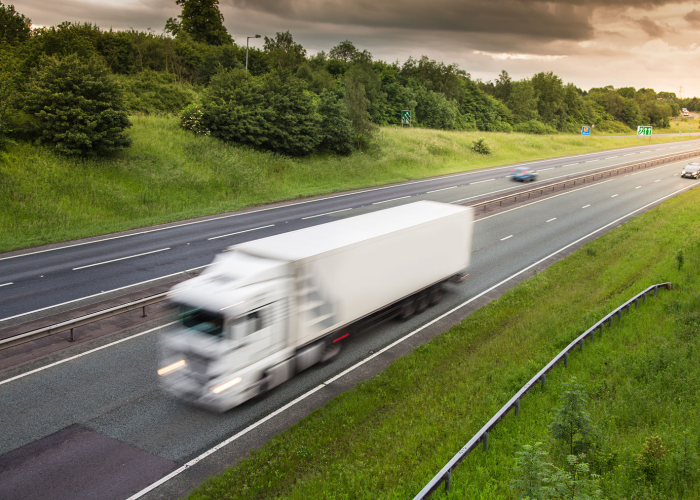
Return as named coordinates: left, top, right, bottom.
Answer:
left=0, top=0, right=694, bottom=157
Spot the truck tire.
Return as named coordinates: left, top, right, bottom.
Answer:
left=416, top=291, right=430, bottom=313
left=429, top=285, right=444, bottom=305
left=399, top=298, right=417, bottom=320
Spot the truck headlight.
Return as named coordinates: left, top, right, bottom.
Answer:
left=211, top=377, right=242, bottom=394
left=158, top=359, right=186, bottom=376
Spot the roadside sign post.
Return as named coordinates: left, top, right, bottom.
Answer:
left=637, top=125, right=652, bottom=143
left=401, top=110, right=411, bottom=127
left=581, top=126, right=590, bottom=145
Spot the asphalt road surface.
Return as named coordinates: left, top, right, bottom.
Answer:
left=2, top=139, right=699, bottom=322
left=1, top=144, right=699, bottom=499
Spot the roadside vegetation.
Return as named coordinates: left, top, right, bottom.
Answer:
left=1, top=115, right=695, bottom=252
left=183, top=184, right=700, bottom=499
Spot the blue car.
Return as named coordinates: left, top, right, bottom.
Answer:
left=510, top=166, right=537, bottom=182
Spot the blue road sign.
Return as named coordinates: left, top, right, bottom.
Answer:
left=581, top=126, right=591, bottom=136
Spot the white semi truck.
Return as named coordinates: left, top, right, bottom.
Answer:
left=158, top=201, right=473, bottom=411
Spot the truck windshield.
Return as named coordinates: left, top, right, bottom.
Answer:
left=179, top=305, right=224, bottom=337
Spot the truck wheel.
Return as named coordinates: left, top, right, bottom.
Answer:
left=416, top=292, right=430, bottom=313
left=429, top=286, right=444, bottom=305
left=399, top=298, right=417, bottom=320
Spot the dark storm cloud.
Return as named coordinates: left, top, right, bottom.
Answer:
left=635, top=16, right=669, bottom=37
left=684, top=9, right=700, bottom=25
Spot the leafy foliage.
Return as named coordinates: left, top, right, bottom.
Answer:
left=0, top=1, right=30, bottom=45
left=344, top=73, right=377, bottom=151
left=471, top=137, right=491, bottom=155
left=172, top=0, right=231, bottom=46
left=316, top=91, right=353, bottom=155
left=24, top=54, right=132, bottom=156
left=549, top=377, right=598, bottom=455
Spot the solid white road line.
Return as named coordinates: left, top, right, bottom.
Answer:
left=582, top=205, right=591, bottom=209
left=208, top=225, right=275, bottom=240
left=655, top=179, right=661, bottom=183
left=72, top=248, right=170, bottom=271
left=546, top=218, right=557, bottom=222
left=301, top=208, right=353, bottom=220
left=0, top=265, right=206, bottom=324
left=611, top=194, right=618, bottom=198
left=606, top=156, right=618, bottom=159
left=623, top=153, right=636, bottom=156
left=562, top=163, right=578, bottom=167
left=373, top=196, right=411, bottom=205
left=500, top=235, right=513, bottom=241
left=125, top=180, right=700, bottom=500
left=539, top=167, right=554, bottom=171
left=0, top=282, right=12, bottom=287
left=427, top=186, right=457, bottom=194
left=471, top=179, right=496, bottom=184
left=636, top=186, right=642, bottom=189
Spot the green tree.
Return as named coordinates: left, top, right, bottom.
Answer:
left=414, top=85, right=461, bottom=129
left=507, top=79, right=539, bottom=123
left=24, top=54, right=132, bottom=156
left=548, top=455, right=604, bottom=500
left=329, top=40, right=358, bottom=62
left=172, top=0, right=231, bottom=46
left=0, top=2, right=30, bottom=45
left=531, top=71, right=568, bottom=129
left=345, top=63, right=387, bottom=124
left=549, top=378, right=597, bottom=455
left=264, top=31, right=306, bottom=70
left=511, top=443, right=552, bottom=500
left=494, top=69, right=512, bottom=102
left=0, top=45, right=21, bottom=149
left=344, top=74, right=377, bottom=150
left=317, top=91, right=353, bottom=155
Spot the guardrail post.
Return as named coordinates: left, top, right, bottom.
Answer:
left=609, top=316, right=613, bottom=327
left=580, top=338, right=584, bottom=351
left=69, top=328, right=74, bottom=342
left=515, top=399, right=521, bottom=416
left=142, top=306, right=147, bottom=318
left=590, top=329, right=594, bottom=342
left=599, top=324, right=603, bottom=338
left=626, top=304, right=630, bottom=313
left=654, top=285, right=658, bottom=297
left=444, top=471, right=451, bottom=492
left=635, top=298, right=639, bottom=309
left=617, top=310, right=622, bottom=321
left=643, top=292, right=646, bottom=303
left=483, top=432, right=489, bottom=452
left=564, top=352, right=569, bottom=368
left=540, top=373, right=546, bottom=389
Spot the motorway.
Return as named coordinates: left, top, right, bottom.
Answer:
left=1, top=139, right=700, bottom=322
left=1, top=140, right=700, bottom=499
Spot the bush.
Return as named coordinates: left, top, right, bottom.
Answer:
left=197, top=68, right=320, bottom=156
left=513, top=119, right=558, bottom=135
left=491, top=120, right=513, bottom=133
left=24, top=54, right=132, bottom=156
left=471, top=137, right=491, bottom=155
left=179, top=103, right=209, bottom=135
left=316, top=91, right=352, bottom=155
left=116, top=70, right=198, bottom=114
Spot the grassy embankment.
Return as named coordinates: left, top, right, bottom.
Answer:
left=184, top=186, right=700, bottom=499
left=1, top=114, right=698, bottom=252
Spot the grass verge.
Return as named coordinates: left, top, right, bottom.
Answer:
left=184, top=183, right=700, bottom=499
left=1, top=115, right=698, bottom=252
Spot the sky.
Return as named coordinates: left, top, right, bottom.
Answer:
left=13, top=0, right=700, bottom=97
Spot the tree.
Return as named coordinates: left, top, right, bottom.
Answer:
left=549, top=378, right=597, bottom=455
left=172, top=0, right=231, bottom=46
left=0, top=2, right=30, bottom=45
left=24, top=54, right=132, bottom=156
left=494, top=69, right=512, bottom=102
left=0, top=46, right=21, bottom=149
left=329, top=40, right=358, bottom=62
left=317, top=91, right=353, bottom=155
left=511, top=443, right=552, bottom=500
left=344, top=74, right=377, bottom=150
left=264, top=31, right=306, bottom=70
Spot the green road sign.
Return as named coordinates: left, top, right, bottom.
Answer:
left=401, top=110, right=411, bottom=125
left=637, top=125, right=653, bottom=136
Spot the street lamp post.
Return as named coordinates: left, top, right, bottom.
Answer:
left=246, top=35, right=261, bottom=72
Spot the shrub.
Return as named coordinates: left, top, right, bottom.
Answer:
left=116, top=70, right=197, bottom=114
left=549, top=378, right=597, bottom=455
left=635, top=436, right=669, bottom=481
left=316, top=91, right=352, bottom=155
left=197, top=68, right=320, bottom=156
left=514, top=119, right=558, bottom=135
left=24, top=54, right=132, bottom=156
left=491, top=120, right=513, bottom=133
left=179, top=103, right=209, bottom=135
left=471, top=137, right=491, bottom=155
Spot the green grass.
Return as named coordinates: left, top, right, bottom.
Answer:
left=183, top=184, right=700, bottom=499
left=1, top=115, right=698, bottom=252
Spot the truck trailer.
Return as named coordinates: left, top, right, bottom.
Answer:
left=158, top=201, right=473, bottom=411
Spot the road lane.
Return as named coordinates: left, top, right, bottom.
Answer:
left=0, top=157, right=697, bottom=500
left=1, top=140, right=698, bottom=321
